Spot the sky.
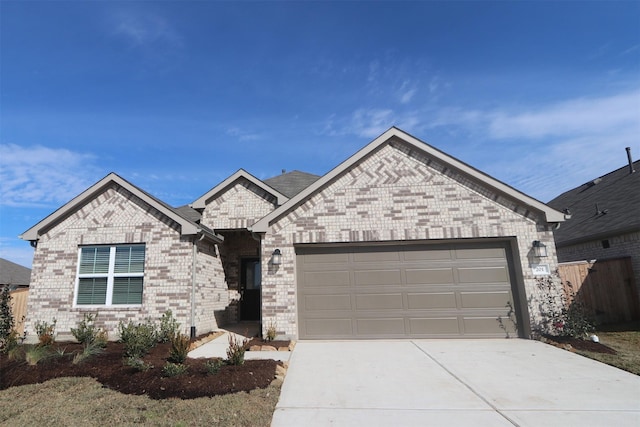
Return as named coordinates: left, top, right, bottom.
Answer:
left=1, top=1, right=639, bottom=268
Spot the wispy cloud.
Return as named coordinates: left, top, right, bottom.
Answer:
left=111, top=10, right=183, bottom=49
left=226, top=127, right=262, bottom=142
left=0, top=145, right=100, bottom=208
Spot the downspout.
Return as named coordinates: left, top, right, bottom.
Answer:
left=191, top=233, right=206, bottom=339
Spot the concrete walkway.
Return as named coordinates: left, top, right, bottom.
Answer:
left=272, top=339, right=640, bottom=427
left=187, top=327, right=291, bottom=362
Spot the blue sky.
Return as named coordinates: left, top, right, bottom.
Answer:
left=1, top=1, right=639, bottom=268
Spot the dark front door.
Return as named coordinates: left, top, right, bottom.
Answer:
left=240, top=258, right=261, bottom=321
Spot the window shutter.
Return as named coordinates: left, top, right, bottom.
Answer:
left=113, top=277, right=143, bottom=304
left=115, top=245, right=145, bottom=273
left=79, top=247, right=110, bottom=274
left=77, top=278, right=107, bottom=305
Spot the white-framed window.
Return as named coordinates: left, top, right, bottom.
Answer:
left=75, top=244, right=145, bottom=306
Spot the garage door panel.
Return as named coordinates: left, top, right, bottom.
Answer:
left=355, top=293, right=403, bottom=310
left=304, top=318, right=353, bottom=336
left=302, top=253, right=350, bottom=264
left=304, top=294, right=352, bottom=311
left=297, top=242, right=518, bottom=339
left=458, top=266, right=509, bottom=283
left=405, top=268, right=454, bottom=285
left=462, top=317, right=506, bottom=335
left=407, top=292, right=457, bottom=309
left=354, top=270, right=401, bottom=286
left=455, top=248, right=505, bottom=259
left=409, top=317, right=460, bottom=335
left=460, top=291, right=512, bottom=309
left=357, top=318, right=405, bottom=335
left=303, top=270, right=351, bottom=287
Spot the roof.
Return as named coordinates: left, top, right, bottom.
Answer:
left=548, top=159, right=640, bottom=246
left=251, top=127, right=565, bottom=233
left=191, top=169, right=289, bottom=209
left=263, top=170, right=321, bottom=198
left=20, top=173, right=223, bottom=243
left=0, top=258, right=31, bottom=287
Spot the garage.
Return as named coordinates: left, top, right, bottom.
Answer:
left=296, top=242, right=520, bottom=339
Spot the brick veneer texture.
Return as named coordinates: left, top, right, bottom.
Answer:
left=261, top=140, right=560, bottom=338
left=25, top=185, right=228, bottom=340
left=200, top=178, right=277, bottom=230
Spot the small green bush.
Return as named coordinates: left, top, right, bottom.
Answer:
left=162, top=362, right=188, bottom=377
left=205, top=358, right=225, bottom=375
left=226, top=333, right=249, bottom=366
left=118, top=319, right=158, bottom=358
left=265, top=322, right=277, bottom=342
left=168, top=333, right=191, bottom=363
left=25, top=344, right=50, bottom=365
left=34, top=319, right=57, bottom=347
left=158, top=310, right=180, bottom=343
left=71, top=313, right=107, bottom=348
left=0, top=285, right=16, bottom=353
left=124, top=356, right=153, bottom=372
left=72, top=342, right=104, bottom=365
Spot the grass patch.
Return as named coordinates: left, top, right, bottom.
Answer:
left=0, top=376, right=281, bottom=427
left=574, top=321, right=640, bottom=375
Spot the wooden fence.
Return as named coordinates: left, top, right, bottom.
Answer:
left=557, top=257, right=639, bottom=324
left=9, top=288, right=29, bottom=335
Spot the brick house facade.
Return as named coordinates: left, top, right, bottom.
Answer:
left=21, top=128, right=564, bottom=341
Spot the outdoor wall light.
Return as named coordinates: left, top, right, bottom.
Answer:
left=532, top=241, right=547, bottom=258
left=271, top=249, right=282, bottom=265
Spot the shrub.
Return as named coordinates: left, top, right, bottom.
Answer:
left=25, top=344, right=50, bottom=365
left=71, top=313, right=107, bottom=348
left=205, top=358, right=225, bottom=375
left=34, top=319, right=57, bottom=347
left=124, top=356, right=153, bottom=372
left=0, top=285, right=15, bottom=353
left=72, top=342, right=105, bottom=365
left=118, top=319, right=158, bottom=358
left=158, top=310, right=180, bottom=343
left=265, top=322, right=277, bottom=342
left=226, top=333, right=249, bottom=366
left=162, top=362, right=188, bottom=377
left=169, top=333, right=191, bottom=363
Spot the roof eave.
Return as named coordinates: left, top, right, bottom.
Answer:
left=251, top=127, right=564, bottom=232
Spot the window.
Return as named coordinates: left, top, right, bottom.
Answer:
left=75, top=245, right=145, bottom=306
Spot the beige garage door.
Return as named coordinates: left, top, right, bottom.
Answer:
left=297, top=242, right=519, bottom=339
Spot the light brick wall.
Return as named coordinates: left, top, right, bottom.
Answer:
left=262, top=140, right=560, bottom=338
left=25, top=184, right=227, bottom=341
left=556, top=230, right=640, bottom=295
left=201, top=179, right=277, bottom=229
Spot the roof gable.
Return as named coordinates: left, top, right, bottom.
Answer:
left=548, top=159, right=640, bottom=245
left=191, top=169, right=289, bottom=209
left=20, top=173, right=222, bottom=242
left=251, top=127, right=564, bottom=232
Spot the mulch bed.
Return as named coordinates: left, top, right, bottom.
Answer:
left=542, top=334, right=617, bottom=355
left=245, top=338, right=292, bottom=351
left=0, top=341, right=281, bottom=400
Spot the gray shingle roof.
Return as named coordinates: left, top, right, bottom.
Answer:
left=547, top=160, right=640, bottom=245
left=263, top=170, right=321, bottom=198
left=0, top=258, right=31, bottom=287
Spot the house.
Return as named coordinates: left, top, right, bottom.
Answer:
left=20, top=127, right=565, bottom=341
left=548, top=150, right=640, bottom=299
left=0, top=258, right=31, bottom=289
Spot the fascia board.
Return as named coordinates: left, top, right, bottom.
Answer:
left=20, top=173, right=200, bottom=241
left=191, top=169, right=289, bottom=209
left=251, top=127, right=564, bottom=232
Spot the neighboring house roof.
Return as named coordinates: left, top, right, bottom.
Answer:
left=251, top=127, right=565, bottom=233
left=20, top=173, right=223, bottom=243
left=0, top=258, right=31, bottom=287
left=191, top=169, right=290, bottom=209
left=263, top=170, right=321, bottom=198
left=548, top=159, right=640, bottom=246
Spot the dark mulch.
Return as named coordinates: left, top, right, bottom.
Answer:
left=542, top=334, right=617, bottom=355
left=246, top=338, right=291, bottom=350
left=0, top=341, right=280, bottom=400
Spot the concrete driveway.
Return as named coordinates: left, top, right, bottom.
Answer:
left=272, top=339, right=640, bottom=427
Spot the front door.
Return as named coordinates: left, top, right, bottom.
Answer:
left=240, top=258, right=261, bottom=321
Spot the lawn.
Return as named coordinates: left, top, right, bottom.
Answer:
left=574, top=321, right=640, bottom=375
left=0, top=377, right=281, bottom=426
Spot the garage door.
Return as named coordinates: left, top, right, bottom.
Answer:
left=297, top=242, right=519, bottom=339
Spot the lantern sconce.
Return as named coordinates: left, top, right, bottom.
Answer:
left=271, top=249, right=282, bottom=265
left=532, top=241, right=547, bottom=258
